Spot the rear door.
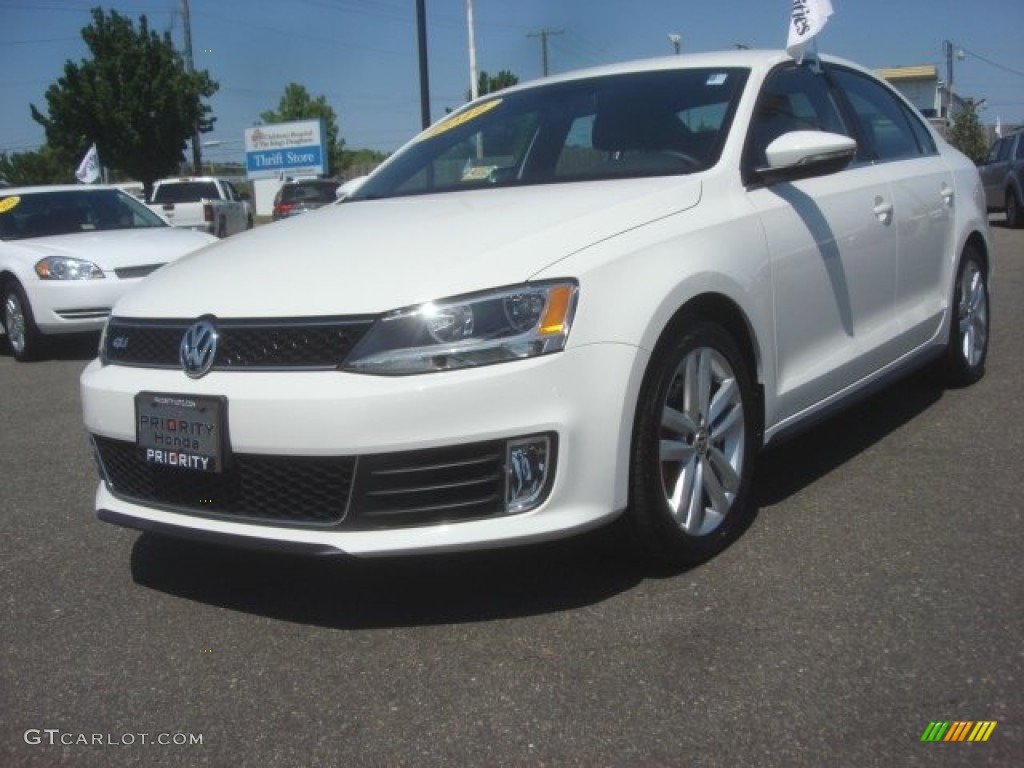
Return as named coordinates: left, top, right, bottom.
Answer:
left=829, top=66, right=956, bottom=353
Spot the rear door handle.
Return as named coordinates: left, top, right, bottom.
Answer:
left=941, top=184, right=955, bottom=207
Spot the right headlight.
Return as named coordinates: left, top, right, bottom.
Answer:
left=343, top=281, right=578, bottom=375
left=35, top=256, right=104, bottom=280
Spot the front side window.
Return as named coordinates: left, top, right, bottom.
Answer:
left=351, top=68, right=749, bottom=200
left=745, top=64, right=852, bottom=169
left=986, top=138, right=1007, bottom=164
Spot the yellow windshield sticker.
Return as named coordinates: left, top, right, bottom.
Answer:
left=418, top=99, right=503, bottom=142
left=0, top=196, right=21, bottom=213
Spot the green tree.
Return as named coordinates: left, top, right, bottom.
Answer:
left=30, top=7, right=218, bottom=199
left=260, top=84, right=345, bottom=176
left=947, top=102, right=988, bottom=164
left=0, top=146, right=75, bottom=186
left=469, top=69, right=520, bottom=100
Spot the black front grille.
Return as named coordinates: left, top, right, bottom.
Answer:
left=92, top=436, right=355, bottom=526
left=103, top=316, right=376, bottom=370
left=90, top=436, right=532, bottom=530
left=114, top=264, right=164, bottom=280
left=348, top=442, right=507, bottom=529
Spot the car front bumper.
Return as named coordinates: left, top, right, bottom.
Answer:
left=28, top=278, right=150, bottom=335
left=80, top=342, right=647, bottom=556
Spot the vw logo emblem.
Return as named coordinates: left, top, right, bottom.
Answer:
left=180, top=319, right=218, bottom=378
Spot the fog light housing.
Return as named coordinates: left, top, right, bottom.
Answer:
left=506, top=435, right=554, bottom=513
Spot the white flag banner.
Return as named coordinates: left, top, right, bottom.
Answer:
left=75, top=143, right=101, bottom=184
left=995, top=116, right=1002, bottom=138
left=786, top=0, right=834, bottom=61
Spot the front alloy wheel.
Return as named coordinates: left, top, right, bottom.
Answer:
left=2, top=282, right=45, bottom=361
left=629, top=321, right=757, bottom=567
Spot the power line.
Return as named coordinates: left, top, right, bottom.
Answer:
left=956, top=44, right=1024, bottom=79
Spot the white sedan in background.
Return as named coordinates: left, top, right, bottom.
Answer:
left=81, top=50, right=990, bottom=568
left=1, top=185, right=217, bottom=360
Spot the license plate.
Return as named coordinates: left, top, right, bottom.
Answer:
left=135, top=392, right=226, bottom=473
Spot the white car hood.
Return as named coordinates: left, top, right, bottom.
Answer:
left=7, top=227, right=217, bottom=270
left=116, top=178, right=702, bottom=318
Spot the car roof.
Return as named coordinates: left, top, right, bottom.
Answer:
left=1, top=184, right=125, bottom=196
left=489, top=49, right=868, bottom=94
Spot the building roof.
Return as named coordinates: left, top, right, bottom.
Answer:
left=876, top=65, right=939, bottom=81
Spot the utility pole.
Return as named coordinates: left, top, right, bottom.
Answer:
left=467, top=0, right=479, bottom=101
left=943, top=39, right=954, bottom=120
left=943, top=40, right=965, bottom=121
left=528, top=28, right=563, bottom=77
left=181, top=0, right=201, bottom=175
left=416, top=0, right=431, bottom=128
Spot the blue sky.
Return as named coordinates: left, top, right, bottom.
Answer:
left=2, top=0, right=1022, bottom=166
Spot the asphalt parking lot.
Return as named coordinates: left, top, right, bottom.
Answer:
left=2, top=223, right=1021, bottom=768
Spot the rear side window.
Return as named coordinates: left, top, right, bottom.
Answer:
left=152, top=182, right=219, bottom=203
left=830, top=68, right=932, bottom=162
left=1013, top=135, right=1024, bottom=161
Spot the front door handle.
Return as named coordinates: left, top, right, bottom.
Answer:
left=873, top=197, right=894, bottom=224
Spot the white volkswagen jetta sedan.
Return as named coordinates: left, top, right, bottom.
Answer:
left=1, top=185, right=217, bottom=360
left=81, top=51, right=991, bottom=567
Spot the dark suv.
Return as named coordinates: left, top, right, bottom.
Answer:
left=272, top=179, right=341, bottom=221
left=979, top=128, right=1024, bottom=228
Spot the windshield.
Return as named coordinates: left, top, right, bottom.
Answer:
left=352, top=67, right=748, bottom=201
left=152, top=181, right=221, bottom=204
left=0, top=188, right=167, bottom=241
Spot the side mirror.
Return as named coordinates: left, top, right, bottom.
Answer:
left=336, top=176, right=368, bottom=201
left=751, top=131, right=857, bottom=185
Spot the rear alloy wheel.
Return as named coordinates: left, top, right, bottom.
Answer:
left=2, top=281, right=45, bottom=361
left=629, top=321, right=757, bottom=568
left=1006, top=189, right=1022, bottom=229
left=941, top=246, right=989, bottom=386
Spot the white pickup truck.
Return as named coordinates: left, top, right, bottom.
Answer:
left=148, top=177, right=253, bottom=238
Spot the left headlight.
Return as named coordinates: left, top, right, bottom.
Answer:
left=35, top=256, right=105, bottom=280
left=344, top=281, right=578, bottom=375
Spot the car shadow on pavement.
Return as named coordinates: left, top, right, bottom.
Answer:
left=128, top=371, right=944, bottom=630
left=754, top=372, right=944, bottom=507
left=130, top=521, right=649, bottom=629
left=0, top=332, right=99, bottom=361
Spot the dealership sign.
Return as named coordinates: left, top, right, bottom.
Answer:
left=244, top=120, right=326, bottom=179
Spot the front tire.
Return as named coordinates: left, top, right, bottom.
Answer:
left=2, top=280, right=46, bottom=361
left=940, top=245, right=989, bottom=386
left=628, top=321, right=757, bottom=568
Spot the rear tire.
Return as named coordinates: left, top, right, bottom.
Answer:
left=1006, top=189, right=1022, bottom=229
left=940, top=245, right=989, bottom=386
left=2, top=280, right=46, bottom=362
left=628, top=321, right=757, bottom=568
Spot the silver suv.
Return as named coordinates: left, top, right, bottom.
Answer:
left=979, top=128, right=1024, bottom=228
